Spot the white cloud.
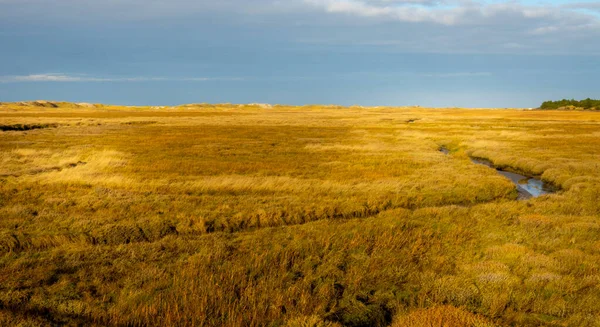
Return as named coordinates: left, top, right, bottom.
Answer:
left=305, top=0, right=465, bottom=25
left=0, top=74, right=245, bottom=83
left=295, top=0, right=600, bottom=54
left=304, top=0, right=600, bottom=28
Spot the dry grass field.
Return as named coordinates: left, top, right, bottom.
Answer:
left=1, top=102, right=599, bottom=326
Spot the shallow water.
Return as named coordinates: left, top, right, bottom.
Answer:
left=470, top=158, right=555, bottom=199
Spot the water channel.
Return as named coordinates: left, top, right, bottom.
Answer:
left=440, top=147, right=556, bottom=199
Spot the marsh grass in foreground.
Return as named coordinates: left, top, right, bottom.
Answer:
left=1, top=102, right=600, bottom=326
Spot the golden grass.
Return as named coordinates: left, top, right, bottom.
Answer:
left=392, top=306, right=497, bottom=327
left=1, top=102, right=600, bottom=326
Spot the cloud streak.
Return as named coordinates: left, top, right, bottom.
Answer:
left=418, top=72, right=491, bottom=78
left=565, top=2, right=600, bottom=12
left=0, top=74, right=245, bottom=83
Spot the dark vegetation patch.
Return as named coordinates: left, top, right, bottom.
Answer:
left=122, top=121, right=158, bottom=125
left=89, top=220, right=178, bottom=246
left=0, top=161, right=86, bottom=178
left=0, top=123, right=58, bottom=131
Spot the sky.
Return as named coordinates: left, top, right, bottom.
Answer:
left=0, top=0, right=599, bottom=107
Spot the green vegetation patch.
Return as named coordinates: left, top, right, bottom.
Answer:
left=540, top=98, right=600, bottom=110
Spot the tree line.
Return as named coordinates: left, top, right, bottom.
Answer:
left=540, top=98, right=600, bottom=110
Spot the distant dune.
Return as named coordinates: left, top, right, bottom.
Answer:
left=0, top=100, right=529, bottom=110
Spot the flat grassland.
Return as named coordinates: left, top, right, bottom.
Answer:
left=1, top=103, right=599, bottom=326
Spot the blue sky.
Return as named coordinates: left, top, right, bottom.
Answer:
left=1, top=0, right=599, bottom=107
